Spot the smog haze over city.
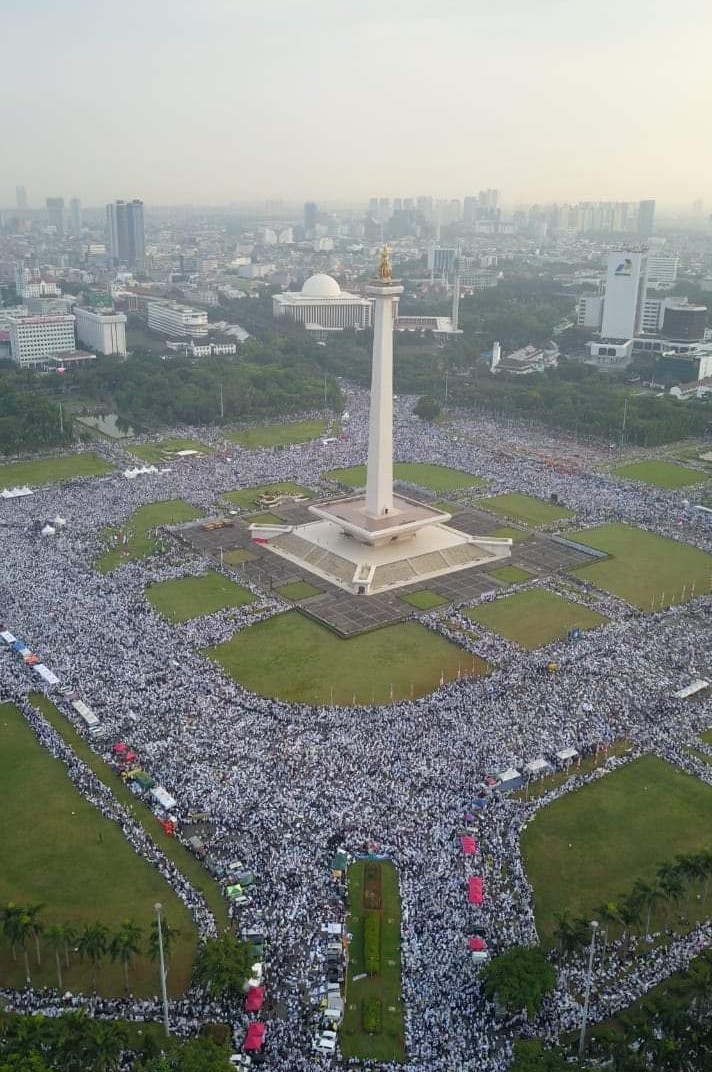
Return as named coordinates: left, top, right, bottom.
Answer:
left=2, top=0, right=712, bottom=208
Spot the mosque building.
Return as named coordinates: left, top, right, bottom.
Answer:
left=272, top=273, right=373, bottom=332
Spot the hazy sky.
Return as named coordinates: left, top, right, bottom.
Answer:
left=2, top=0, right=711, bottom=209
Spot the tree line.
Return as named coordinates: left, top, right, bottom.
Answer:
left=0, top=364, right=73, bottom=453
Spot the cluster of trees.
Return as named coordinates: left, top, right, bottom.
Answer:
left=479, top=945, right=556, bottom=1020
left=554, top=849, right=712, bottom=961
left=192, top=933, right=252, bottom=1000
left=0, top=364, right=73, bottom=453
left=1, top=904, right=179, bottom=992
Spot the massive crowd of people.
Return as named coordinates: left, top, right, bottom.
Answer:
left=1, top=388, right=711, bottom=1070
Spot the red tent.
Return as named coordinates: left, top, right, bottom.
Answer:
left=113, top=742, right=128, bottom=754
left=125, top=750, right=138, bottom=763
left=244, top=1023, right=266, bottom=1051
left=468, top=936, right=487, bottom=952
left=461, top=836, right=477, bottom=855
left=245, top=986, right=265, bottom=1013
left=468, top=876, right=484, bottom=905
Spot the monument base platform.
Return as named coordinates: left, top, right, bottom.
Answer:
left=260, top=516, right=512, bottom=595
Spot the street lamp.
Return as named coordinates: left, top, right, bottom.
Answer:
left=154, top=903, right=170, bottom=1037
left=578, top=919, right=599, bottom=1060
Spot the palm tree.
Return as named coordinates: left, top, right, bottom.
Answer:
left=658, top=867, right=685, bottom=923
left=148, top=916, right=180, bottom=964
left=83, top=1018, right=128, bottom=1072
left=25, top=903, right=44, bottom=966
left=552, top=909, right=574, bottom=958
left=109, top=920, right=143, bottom=994
left=618, top=898, right=641, bottom=954
left=45, top=924, right=68, bottom=990
left=61, top=921, right=78, bottom=969
left=1, top=903, right=23, bottom=961
left=630, top=879, right=660, bottom=936
left=15, top=908, right=34, bottom=985
left=78, top=922, right=109, bottom=991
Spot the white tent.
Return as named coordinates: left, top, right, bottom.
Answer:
left=524, top=758, right=551, bottom=775
left=498, top=767, right=522, bottom=785
left=150, top=786, right=177, bottom=811
left=33, top=664, right=61, bottom=685
left=0, top=631, right=17, bottom=644
left=41, top=524, right=56, bottom=537
left=0, top=486, right=33, bottom=498
left=52, top=516, right=67, bottom=527
left=556, top=747, right=579, bottom=763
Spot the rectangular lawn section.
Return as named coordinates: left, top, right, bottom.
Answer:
left=327, top=462, right=485, bottom=492
left=129, top=438, right=210, bottom=465
left=341, top=859, right=405, bottom=1062
left=0, top=703, right=196, bottom=997
left=570, top=523, right=712, bottom=609
left=228, top=419, right=328, bottom=448
left=491, top=525, right=531, bottom=542
left=95, top=500, right=203, bottom=573
left=0, top=453, right=113, bottom=488
left=29, top=694, right=229, bottom=932
left=274, top=581, right=322, bottom=600
left=222, top=548, right=256, bottom=565
left=522, top=755, right=712, bottom=946
left=399, top=589, right=449, bottom=610
left=203, top=612, right=488, bottom=705
left=147, top=571, right=255, bottom=623
left=222, top=482, right=312, bottom=512
left=613, top=460, right=707, bottom=489
left=480, top=492, right=574, bottom=526
left=463, top=589, right=607, bottom=650
left=489, top=566, right=533, bottom=584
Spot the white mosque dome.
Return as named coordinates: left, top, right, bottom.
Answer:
left=301, top=273, right=341, bottom=298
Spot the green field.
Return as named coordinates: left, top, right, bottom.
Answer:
left=222, top=482, right=312, bottom=512
left=246, top=512, right=284, bottom=525
left=29, top=694, right=228, bottom=932
left=613, top=460, right=707, bottom=489
left=327, top=463, right=485, bottom=492
left=463, top=588, right=607, bottom=649
left=129, top=439, right=210, bottom=465
left=570, top=523, right=712, bottom=609
left=341, top=859, right=405, bottom=1062
left=222, top=548, right=256, bottom=566
left=147, top=571, right=254, bottom=623
left=491, top=525, right=531, bottom=542
left=433, top=500, right=462, bottom=514
left=275, top=581, right=322, bottom=600
left=489, top=566, right=533, bottom=584
left=522, top=755, right=712, bottom=946
left=0, top=453, right=113, bottom=489
left=481, top=492, right=574, bottom=526
left=0, top=703, right=196, bottom=996
left=204, top=612, right=487, bottom=705
left=399, top=589, right=449, bottom=610
left=228, top=419, right=328, bottom=448
left=96, top=500, right=203, bottom=572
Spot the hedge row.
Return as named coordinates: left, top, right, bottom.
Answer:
left=364, top=912, right=381, bottom=974
left=362, top=997, right=383, bottom=1034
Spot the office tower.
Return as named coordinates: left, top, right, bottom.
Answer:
left=646, top=253, right=678, bottom=286
left=106, top=199, right=145, bottom=268
left=378, top=198, right=390, bottom=222
left=74, top=306, right=127, bottom=355
left=638, top=199, right=655, bottom=237
left=304, top=201, right=318, bottom=235
left=600, top=250, right=648, bottom=340
left=368, top=197, right=378, bottom=216
left=8, top=313, right=76, bottom=367
left=16, top=186, right=27, bottom=211
left=46, top=197, right=65, bottom=234
left=70, top=198, right=82, bottom=235
left=463, top=196, right=478, bottom=224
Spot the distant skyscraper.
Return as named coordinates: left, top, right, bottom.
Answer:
left=304, top=201, right=318, bottom=235
left=601, top=250, right=648, bottom=340
left=637, top=199, right=655, bottom=237
left=368, top=197, right=378, bottom=216
left=70, top=198, right=82, bottom=235
left=106, top=199, right=145, bottom=268
left=16, top=186, right=27, bottom=211
left=46, top=197, right=65, bottom=234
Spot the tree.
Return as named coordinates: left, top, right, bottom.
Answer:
left=78, top=922, right=109, bottom=991
left=414, top=395, right=441, bottom=421
left=24, top=904, right=44, bottom=967
left=630, top=879, right=660, bottom=936
left=480, top=945, right=556, bottom=1019
left=148, top=917, right=180, bottom=964
left=1, top=904, right=23, bottom=961
left=44, top=924, right=68, bottom=990
left=193, top=934, right=252, bottom=1000
left=509, top=1040, right=571, bottom=1071
left=109, top=919, right=143, bottom=994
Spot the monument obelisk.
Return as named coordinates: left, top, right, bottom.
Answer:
left=364, top=246, right=403, bottom=518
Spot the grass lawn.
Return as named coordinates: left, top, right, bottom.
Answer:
left=491, top=525, right=531, bottom=542
left=463, top=589, right=607, bottom=650
left=228, top=419, right=328, bottom=449
left=203, top=612, right=487, bottom=705
left=700, top=729, right=712, bottom=746
left=327, top=463, right=485, bottom=492
left=433, top=500, right=462, bottom=514
left=222, top=548, right=256, bottom=566
left=96, top=500, right=203, bottom=573
left=341, top=859, right=405, bottom=1063
left=147, top=571, right=254, bottom=623
left=613, top=459, right=707, bottom=489
left=29, top=695, right=228, bottom=933
left=222, top=482, right=312, bottom=512
left=570, top=523, right=712, bottom=609
left=275, top=581, right=322, bottom=600
left=246, top=512, right=284, bottom=525
left=522, top=755, right=712, bottom=946
left=399, top=589, right=449, bottom=610
left=129, top=439, right=210, bottom=465
left=512, top=740, right=633, bottom=802
left=481, top=492, right=574, bottom=527
left=0, top=702, right=196, bottom=997
left=0, top=453, right=113, bottom=489
left=489, top=566, right=533, bottom=584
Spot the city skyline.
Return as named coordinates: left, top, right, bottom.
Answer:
left=2, top=0, right=711, bottom=208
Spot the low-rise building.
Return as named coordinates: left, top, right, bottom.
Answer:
left=8, top=314, right=76, bottom=368
left=496, top=343, right=559, bottom=375
left=146, top=301, right=208, bottom=338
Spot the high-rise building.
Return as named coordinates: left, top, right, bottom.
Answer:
left=638, top=199, right=656, bottom=237
left=8, top=313, right=76, bottom=368
left=70, top=198, right=82, bottom=235
left=600, top=250, right=648, bottom=340
left=73, top=306, right=127, bottom=355
left=304, top=201, right=318, bottom=235
left=646, top=252, right=678, bottom=286
left=16, top=186, right=27, bottom=211
left=106, top=199, right=145, bottom=267
left=147, top=300, right=208, bottom=338
left=46, top=197, right=65, bottom=234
